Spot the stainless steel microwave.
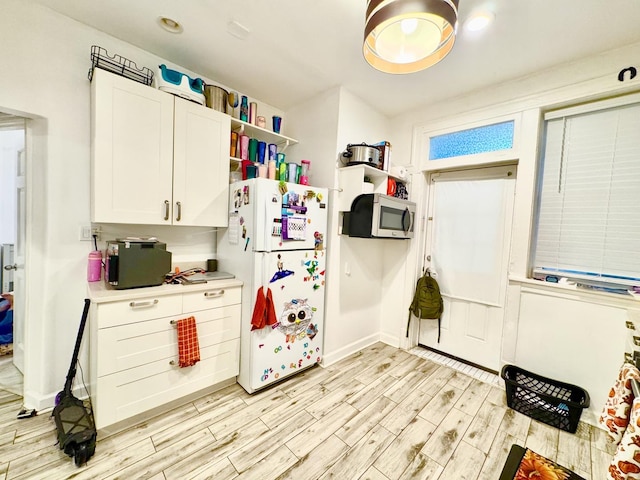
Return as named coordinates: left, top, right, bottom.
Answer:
left=346, top=193, right=415, bottom=239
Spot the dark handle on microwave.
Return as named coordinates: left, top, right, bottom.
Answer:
left=402, top=207, right=412, bottom=235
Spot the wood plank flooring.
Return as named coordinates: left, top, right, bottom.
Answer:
left=0, top=343, right=616, bottom=479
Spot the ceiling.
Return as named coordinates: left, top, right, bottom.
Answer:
left=29, top=0, right=640, bottom=117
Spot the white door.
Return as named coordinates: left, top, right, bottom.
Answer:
left=172, top=97, right=230, bottom=226
left=246, top=249, right=326, bottom=392
left=12, top=148, right=25, bottom=372
left=418, top=165, right=516, bottom=371
left=91, top=68, right=174, bottom=224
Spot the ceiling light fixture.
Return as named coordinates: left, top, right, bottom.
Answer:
left=363, top=0, right=459, bottom=74
left=157, top=16, right=183, bottom=34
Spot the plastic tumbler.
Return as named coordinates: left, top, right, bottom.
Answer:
left=248, top=138, right=258, bottom=162
left=257, top=141, right=267, bottom=164
left=246, top=164, right=258, bottom=179
left=249, top=102, right=257, bottom=124
left=87, top=250, right=102, bottom=282
left=288, top=163, right=298, bottom=183
left=300, top=159, right=310, bottom=185
left=272, top=115, right=282, bottom=134
left=276, top=152, right=286, bottom=166
left=230, top=131, right=238, bottom=158
left=268, top=144, right=277, bottom=161
left=268, top=160, right=276, bottom=179
left=240, top=134, right=250, bottom=160
left=278, top=161, right=288, bottom=181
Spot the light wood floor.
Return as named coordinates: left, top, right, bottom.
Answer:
left=0, top=343, right=615, bottom=480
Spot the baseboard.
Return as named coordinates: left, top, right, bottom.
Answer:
left=24, top=382, right=125, bottom=415
left=322, top=333, right=380, bottom=367
left=379, top=332, right=400, bottom=348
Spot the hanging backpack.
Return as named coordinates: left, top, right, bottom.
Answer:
left=407, top=272, right=444, bottom=342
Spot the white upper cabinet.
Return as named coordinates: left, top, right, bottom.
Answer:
left=91, top=68, right=230, bottom=226
left=173, top=97, right=230, bottom=226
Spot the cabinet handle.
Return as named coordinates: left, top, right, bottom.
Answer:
left=204, top=289, right=225, bottom=298
left=164, top=200, right=170, bottom=221
left=175, top=201, right=182, bottom=222
left=129, top=299, right=159, bottom=308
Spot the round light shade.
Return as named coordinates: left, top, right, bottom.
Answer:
left=364, top=0, right=459, bottom=74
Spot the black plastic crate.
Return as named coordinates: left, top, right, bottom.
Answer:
left=500, top=365, right=590, bottom=433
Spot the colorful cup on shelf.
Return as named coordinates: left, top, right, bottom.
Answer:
left=248, top=138, right=258, bottom=162
left=230, top=131, right=238, bottom=158
left=272, top=115, right=282, bottom=134
left=240, top=135, right=249, bottom=160
left=257, top=141, right=267, bottom=164
left=268, top=143, right=277, bottom=161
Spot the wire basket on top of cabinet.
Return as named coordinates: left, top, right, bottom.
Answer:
left=88, top=45, right=153, bottom=86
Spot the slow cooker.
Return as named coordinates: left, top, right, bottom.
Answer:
left=341, top=143, right=381, bottom=168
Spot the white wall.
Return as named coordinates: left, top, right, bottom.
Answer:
left=287, top=87, right=394, bottom=365
left=288, top=87, right=397, bottom=363
left=388, top=40, right=640, bottom=424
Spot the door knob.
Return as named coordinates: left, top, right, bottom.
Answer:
left=4, top=264, right=17, bottom=271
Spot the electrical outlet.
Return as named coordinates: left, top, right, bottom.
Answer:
left=79, top=224, right=92, bottom=241
left=79, top=224, right=101, bottom=241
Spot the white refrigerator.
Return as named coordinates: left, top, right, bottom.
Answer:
left=217, top=178, right=328, bottom=393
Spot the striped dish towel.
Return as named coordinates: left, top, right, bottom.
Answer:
left=176, top=316, right=200, bottom=368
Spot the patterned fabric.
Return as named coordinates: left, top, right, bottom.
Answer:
left=500, top=445, right=584, bottom=480
left=251, top=287, right=277, bottom=331
left=600, top=363, right=640, bottom=444
left=608, top=396, right=640, bottom=480
left=176, top=316, right=200, bottom=368
left=514, top=448, right=577, bottom=480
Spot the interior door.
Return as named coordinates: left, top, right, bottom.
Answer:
left=12, top=147, right=25, bottom=372
left=418, top=165, right=516, bottom=372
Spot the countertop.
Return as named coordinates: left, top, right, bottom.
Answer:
left=87, top=274, right=243, bottom=304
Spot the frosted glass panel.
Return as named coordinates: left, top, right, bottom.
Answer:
left=429, top=121, right=514, bottom=160
left=431, top=178, right=510, bottom=305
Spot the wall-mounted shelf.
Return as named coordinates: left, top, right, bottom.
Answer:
left=230, top=118, right=298, bottom=151
left=337, top=164, right=410, bottom=211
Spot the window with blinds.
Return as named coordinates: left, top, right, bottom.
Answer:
left=532, top=95, right=640, bottom=287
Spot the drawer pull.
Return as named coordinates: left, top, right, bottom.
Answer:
left=129, top=299, right=159, bottom=308
left=204, top=290, right=225, bottom=298
left=169, top=360, right=176, bottom=366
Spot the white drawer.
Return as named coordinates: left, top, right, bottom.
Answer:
left=97, top=304, right=241, bottom=376
left=94, top=338, right=240, bottom=429
left=96, top=294, right=182, bottom=328
left=182, top=285, right=241, bottom=313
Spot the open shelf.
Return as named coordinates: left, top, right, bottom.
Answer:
left=230, top=118, right=298, bottom=151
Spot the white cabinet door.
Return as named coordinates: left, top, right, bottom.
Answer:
left=91, top=69, right=174, bottom=224
left=173, top=98, right=230, bottom=226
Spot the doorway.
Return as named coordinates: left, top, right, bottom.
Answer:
left=0, top=114, right=26, bottom=396
left=418, top=165, right=516, bottom=372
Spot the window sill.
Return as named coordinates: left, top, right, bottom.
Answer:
left=509, top=275, right=640, bottom=308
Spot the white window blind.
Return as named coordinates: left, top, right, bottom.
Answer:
left=533, top=99, right=640, bottom=285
